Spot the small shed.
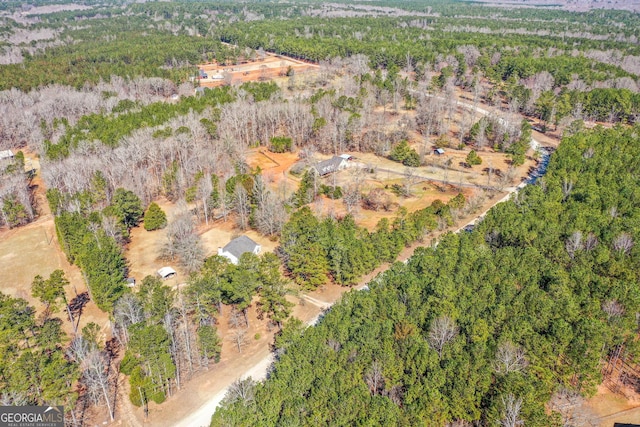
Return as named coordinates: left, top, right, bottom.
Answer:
left=0, top=150, right=14, bottom=161
left=157, top=267, right=177, bottom=279
left=218, top=236, right=261, bottom=265
left=125, top=277, right=136, bottom=288
left=434, top=148, right=445, bottom=155
left=338, top=154, right=353, bottom=161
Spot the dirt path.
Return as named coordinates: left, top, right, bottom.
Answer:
left=173, top=351, right=275, bottom=427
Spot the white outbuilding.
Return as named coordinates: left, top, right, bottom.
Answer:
left=157, top=267, right=177, bottom=279
left=0, top=150, right=14, bottom=161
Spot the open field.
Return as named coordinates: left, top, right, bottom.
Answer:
left=125, top=198, right=280, bottom=287
left=0, top=154, right=110, bottom=336
left=198, top=53, right=318, bottom=88
left=0, top=214, right=110, bottom=336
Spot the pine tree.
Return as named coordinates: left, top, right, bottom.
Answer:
left=144, top=202, right=167, bottom=231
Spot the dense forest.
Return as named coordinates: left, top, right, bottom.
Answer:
left=0, top=1, right=639, bottom=425
left=213, top=124, right=640, bottom=426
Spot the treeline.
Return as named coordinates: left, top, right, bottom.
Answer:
left=213, top=125, right=640, bottom=425
left=51, top=187, right=146, bottom=311
left=0, top=151, right=34, bottom=228
left=217, top=16, right=636, bottom=79
left=525, top=88, right=640, bottom=125
left=0, top=28, right=233, bottom=92
left=280, top=194, right=464, bottom=288
left=47, top=86, right=234, bottom=159
left=0, top=292, right=78, bottom=411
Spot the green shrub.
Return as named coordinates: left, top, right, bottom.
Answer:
left=466, top=150, right=483, bottom=166
left=389, top=140, right=421, bottom=167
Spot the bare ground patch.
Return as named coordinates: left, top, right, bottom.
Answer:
left=198, top=53, right=318, bottom=88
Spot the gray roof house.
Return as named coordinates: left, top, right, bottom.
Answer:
left=218, top=235, right=261, bottom=265
left=313, top=156, right=348, bottom=176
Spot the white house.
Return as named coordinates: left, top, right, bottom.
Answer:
left=218, top=236, right=261, bottom=265
left=313, top=156, right=348, bottom=176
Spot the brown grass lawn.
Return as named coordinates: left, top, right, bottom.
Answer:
left=125, top=197, right=281, bottom=286
left=0, top=216, right=110, bottom=337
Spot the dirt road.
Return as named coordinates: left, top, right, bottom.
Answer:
left=173, top=352, right=275, bottom=427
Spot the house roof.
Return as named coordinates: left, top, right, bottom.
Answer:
left=314, top=156, right=346, bottom=175
left=157, top=267, right=177, bottom=278
left=338, top=154, right=353, bottom=160
left=0, top=150, right=14, bottom=160
left=222, top=236, right=260, bottom=259
left=434, top=148, right=445, bottom=154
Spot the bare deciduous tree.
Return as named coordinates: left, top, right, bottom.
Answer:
left=584, top=233, right=598, bottom=251
left=234, top=183, right=250, bottom=231
left=231, top=329, right=247, bottom=353
left=225, top=377, right=255, bottom=406
left=228, top=309, right=244, bottom=329
left=495, top=342, right=528, bottom=374
left=602, top=299, right=625, bottom=321
left=500, top=394, right=524, bottom=427
left=565, top=231, right=583, bottom=259
left=82, top=350, right=115, bottom=421
left=113, top=293, right=144, bottom=344
left=428, top=315, right=458, bottom=359
left=0, top=391, right=28, bottom=406
left=362, top=188, right=392, bottom=211
left=364, top=361, right=385, bottom=395
left=549, top=387, right=597, bottom=427
left=612, top=233, right=634, bottom=255
left=403, top=167, right=420, bottom=196
left=162, top=211, right=204, bottom=273
left=253, top=176, right=286, bottom=236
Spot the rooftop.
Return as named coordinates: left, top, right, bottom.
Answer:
left=314, top=156, right=346, bottom=175
left=222, top=235, right=260, bottom=259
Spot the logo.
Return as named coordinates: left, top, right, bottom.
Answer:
left=0, top=406, right=64, bottom=427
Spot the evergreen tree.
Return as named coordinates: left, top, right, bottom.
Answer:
left=109, top=188, right=144, bottom=230
left=144, top=202, right=168, bottom=231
